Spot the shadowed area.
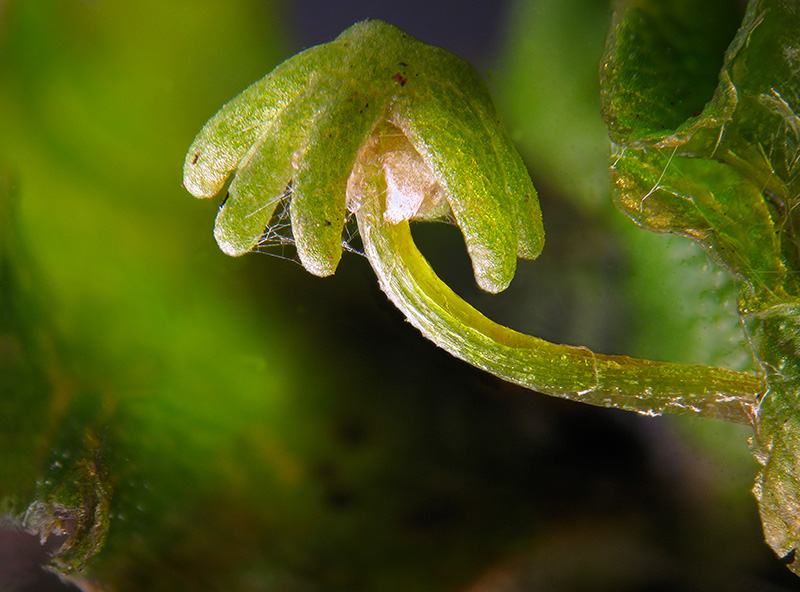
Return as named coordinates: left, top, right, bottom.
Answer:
left=0, top=529, right=81, bottom=592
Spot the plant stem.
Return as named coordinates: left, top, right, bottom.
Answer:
left=354, top=175, right=763, bottom=425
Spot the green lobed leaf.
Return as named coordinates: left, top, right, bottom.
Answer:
left=184, top=19, right=544, bottom=292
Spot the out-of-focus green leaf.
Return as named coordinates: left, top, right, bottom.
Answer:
left=0, top=6, right=557, bottom=591
left=496, top=0, right=612, bottom=211
left=1, top=170, right=112, bottom=575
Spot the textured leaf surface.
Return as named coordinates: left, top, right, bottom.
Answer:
left=603, top=0, right=800, bottom=304
left=603, top=0, right=800, bottom=573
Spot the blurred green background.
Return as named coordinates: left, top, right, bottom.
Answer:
left=1, top=1, right=797, bottom=590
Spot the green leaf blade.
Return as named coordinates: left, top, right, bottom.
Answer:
left=745, top=302, right=800, bottom=574
left=290, top=85, right=385, bottom=276
left=601, top=0, right=741, bottom=143
left=392, top=62, right=543, bottom=292
left=183, top=44, right=331, bottom=199
left=213, top=92, right=319, bottom=257
left=611, top=145, right=785, bottom=295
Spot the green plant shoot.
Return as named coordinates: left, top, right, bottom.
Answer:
left=184, top=6, right=800, bottom=575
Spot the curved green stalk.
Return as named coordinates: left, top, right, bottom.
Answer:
left=351, top=160, right=762, bottom=425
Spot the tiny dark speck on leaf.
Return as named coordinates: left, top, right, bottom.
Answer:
left=392, top=72, right=408, bottom=86
left=399, top=61, right=408, bottom=67
left=323, top=220, right=332, bottom=226
left=192, top=153, right=200, bottom=165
